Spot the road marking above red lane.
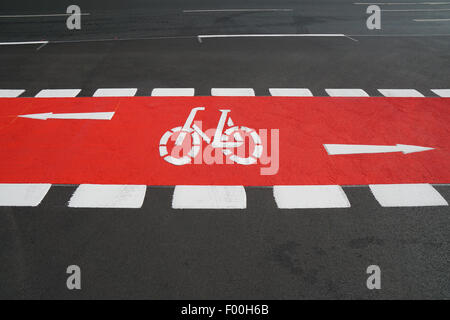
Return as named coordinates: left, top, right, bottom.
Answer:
left=0, top=96, right=448, bottom=186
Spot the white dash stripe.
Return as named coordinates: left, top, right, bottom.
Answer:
left=0, top=41, right=48, bottom=46
left=414, top=18, right=450, bottom=21
left=269, top=88, right=313, bottom=96
left=273, top=185, right=350, bottom=209
left=211, top=88, right=255, bottom=96
left=0, top=13, right=90, bottom=18
left=369, top=184, right=448, bottom=207
left=431, top=89, right=450, bottom=97
left=325, top=89, right=369, bottom=97
left=172, top=185, right=246, bottom=209
left=198, top=34, right=347, bottom=40
left=151, top=88, right=195, bottom=96
left=93, top=88, right=137, bottom=97
left=0, top=89, right=25, bottom=97
left=183, top=8, right=293, bottom=13
left=0, top=183, right=51, bottom=207
left=35, top=89, right=81, bottom=98
left=378, top=89, right=424, bottom=97
left=68, top=185, right=146, bottom=208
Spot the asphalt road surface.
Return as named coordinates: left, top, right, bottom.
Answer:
left=0, top=0, right=449, bottom=299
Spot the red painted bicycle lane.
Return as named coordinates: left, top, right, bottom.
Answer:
left=0, top=96, right=448, bottom=185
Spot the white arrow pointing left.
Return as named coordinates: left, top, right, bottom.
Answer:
left=18, top=112, right=115, bottom=120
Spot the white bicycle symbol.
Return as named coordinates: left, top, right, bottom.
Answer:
left=159, top=107, right=263, bottom=165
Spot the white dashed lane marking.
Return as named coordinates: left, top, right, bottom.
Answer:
left=369, top=184, right=448, bottom=207
left=35, top=89, right=81, bottom=98
left=151, top=88, right=195, bottom=96
left=68, top=184, right=147, bottom=208
left=325, top=89, right=370, bottom=97
left=172, top=185, right=247, bottom=209
left=269, top=88, right=313, bottom=96
left=211, top=88, right=255, bottom=96
left=93, top=88, right=137, bottom=97
left=0, top=89, right=25, bottom=97
left=378, top=89, right=425, bottom=97
left=0, top=183, right=51, bottom=207
left=431, top=89, right=450, bottom=97
left=273, top=185, right=351, bottom=209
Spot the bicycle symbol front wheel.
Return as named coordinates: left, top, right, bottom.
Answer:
left=221, top=126, right=263, bottom=165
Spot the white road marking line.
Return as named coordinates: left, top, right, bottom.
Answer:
left=0, top=13, right=90, bottom=18
left=325, top=89, right=369, bottom=97
left=0, top=41, right=49, bottom=46
left=0, top=183, right=51, bottom=207
left=378, top=89, right=424, bottom=97
left=183, top=9, right=293, bottom=13
left=414, top=18, right=450, bottom=21
left=68, top=185, right=146, bottom=208
left=324, top=144, right=434, bottom=155
left=93, top=88, right=137, bottom=97
left=35, top=89, right=81, bottom=98
left=269, top=88, right=313, bottom=96
left=273, top=185, right=350, bottom=209
left=151, top=88, right=195, bottom=96
left=19, top=112, right=115, bottom=120
left=354, top=2, right=450, bottom=4
left=369, top=184, right=448, bottom=207
left=198, top=34, right=347, bottom=42
left=382, top=8, right=450, bottom=11
left=211, top=88, right=255, bottom=96
left=431, top=89, right=450, bottom=97
left=0, top=89, right=25, bottom=97
left=172, top=185, right=246, bottom=209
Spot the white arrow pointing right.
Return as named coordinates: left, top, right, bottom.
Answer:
left=324, top=144, right=434, bottom=155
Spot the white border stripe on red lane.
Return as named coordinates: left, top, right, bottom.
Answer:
left=431, top=89, right=450, bottom=97
left=211, top=88, right=255, bottom=96
left=273, top=185, right=351, bottom=209
left=172, top=185, right=246, bottom=209
left=325, top=88, right=369, bottom=97
left=68, top=185, right=147, bottom=208
left=378, top=89, right=424, bottom=97
left=0, top=183, right=51, bottom=207
left=269, top=88, right=313, bottom=96
left=93, top=88, right=137, bottom=97
left=151, top=88, right=195, bottom=96
left=369, top=184, right=448, bottom=207
left=35, top=89, right=81, bottom=98
left=0, top=89, right=25, bottom=97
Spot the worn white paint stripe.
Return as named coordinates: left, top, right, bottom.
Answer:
left=414, top=18, right=450, bottom=21
left=68, top=185, right=146, bottom=208
left=93, top=88, right=137, bottom=97
left=0, top=89, right=25, bottom=97
left=355, top=2, right=450, bottom=4
left=431, top=89, right=450, bottom=97
left=274, top=185, right=350, bottom=209
left=35, top=89, right=81, bottom=97
left=382, top=8, right=450, bottom=11
left=0, top=41, right=48, bottom=45
left=211, top=88, right=255, bottom=96
left=269, top=88, right=313, bottom=96
left=198, top=34, right=346, bottom=40
left=325, top=88, right=369, bottom=97
left=378, top=89, right=424, bottom=97
left=151, top=88, right=195, bottom=96
left=369, top=184, right=448, bottom=207
left=0, top=183, right=51, bottom=207
left=183, top=9, right=293, bottom=13
left=172, top=185, right=246, bottom=209
left=0, top=13, right=90, bottom=18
